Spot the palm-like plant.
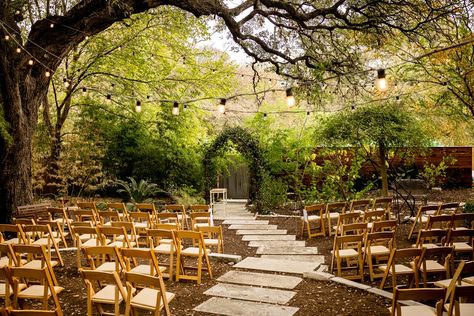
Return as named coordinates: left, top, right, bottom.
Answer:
left=115, top=177, right=163, bottom=203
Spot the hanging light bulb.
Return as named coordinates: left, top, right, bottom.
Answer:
left=4, top=35, right=10, bottom=40
left=306, top=111, right=310, bottom=116
left=351, top=103, right=356, bottom=110
left=106, top=94, right=112, bottom=103
left=45, top=71, right=51, bottom=77
left=28, top=59, right=34, bottom=66
left=49, top=23, right=54, bottom=28
left=85, top=36, right=89, bottom=40
left=135, top=100, right=142, bottom=112
left=263, top=113, right=267, bottom=120
left=286, top=88, right=296, bottom=108
left=15, top=47, right=21, bottom=53
left=82, top=87, right=87, bottom=95
left=218, top=98, right=226, bottom=114
left=172, top=102, right=179, bottom=116
left=63, top=78, right=70, bottom=88
left=375, top=69, right=388, bottom=92
left=183, top=104, right=188, bottom=111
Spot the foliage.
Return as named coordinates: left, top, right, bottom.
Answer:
left=258, top=174, right=288, bottom=214
left=0, top=105, right=12, bottom=146
left=115, top=177, right=163, bottom=203
left=170, top=186, right=206, bottom=206
left=203, top=126, right=267, bottom=211
left=419, top=156, right=456, bottom=188
left=464, top=201, right=474, bottom=214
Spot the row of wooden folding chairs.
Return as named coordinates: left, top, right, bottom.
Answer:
left=414, top=228, right=474, bottom=260
left=408, top=202, right=466, bottom=239
left=300, top=198, right=394, bottom=238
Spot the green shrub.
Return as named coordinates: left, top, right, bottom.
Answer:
left=259, top=175, right=288, bottom=214
left=171, top=186, right=205, bottom=206
left=464, top=201, right=474, bottom=213
left=115, top=177, right=163, bottom=203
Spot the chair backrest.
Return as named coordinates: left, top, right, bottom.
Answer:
left=124, top=271, right=170, bottom=313
left=173, top=230, right=206, bottom=250
left=418, top=204, right=441, bottom=217
left=129, top=212, right=152, bottom=224
left=107, top=202, right=128, bottom=213
left=326, top=202, right=347, bottom=214
left=189, top=204, right=211, bottom=212
left=98, top=226, right=131, bottom=247
left=363, top=210, right=386, bottom=223
left=97, top=210, right=120, bottom=225
left=147, top=229, right=174, bottom=248
left=303, top=204, right=326, bottom=220
left=156, top=212, right=180, bottom=224
left=0, top=244, right=17, bottom=266
left=446, top=228, right=474, bottom=245
left=372, top=197, right=393, bottom=211
left=337, top=212, right=361, bottom=225
left=371, top=220, right=397, bottom=232
left=419, top=246, right=453, bottom=271
left=426, top=214, right=454, bottom=230
left=334, top=234, right=364, bottom=250
left=12, top=218, right=35, bottom=225
left=365, top=231, right=395, bottom=247
left=154, top=223, right=179, bottom=230
left=447, top=284, right=474, bottom=316
left=392, top=288, right=445, bottom=316
left=349, top=199, right=372, bottom=213
left=438, top=202, right=461, bottom=215
left=110, top=222, right=138, bottom=239
left=82, top=246, right=125, bottom=271
left=0, top=224, right=26, bottom=244
left=79, top=268, right=127, bottom=305
left=135, top=203, right=157, bottom=214
left=415, top=229, right=448, bottom=248
left=77, top=201, right=97, bottom=211
left=45, top=207, right=68, bottom=221
left=73, top=209, right=97, bottom=224
left=121, top=248, right=162, bottom=276
left=189, top=212, right=211, bottom=229
left=452, top=213, right=474, bottom=229
left=197, top=225, right=223, bottom=239
left=341, top=222, right=368, bottom=236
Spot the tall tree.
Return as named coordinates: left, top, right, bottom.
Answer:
left=0, top=0, right=460, bottom=222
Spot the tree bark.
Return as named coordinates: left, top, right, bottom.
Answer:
left=378, top=143, right=389, bottom=197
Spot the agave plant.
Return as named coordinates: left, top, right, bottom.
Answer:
left=115, top=177, right=162, bottom=203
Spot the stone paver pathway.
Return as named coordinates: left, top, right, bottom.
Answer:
left=194, top=202, right=323, bottom=316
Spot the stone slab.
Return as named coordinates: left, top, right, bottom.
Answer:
left=260, top=255, right=325, bottom=264
left=234, top=257, right=320, bottom=275
left=204, top=283, right=296, bottom=304
left=208, top=253, right=242, bottom=263
left=222, top=220, right=269, bottom=225
left=256, top=246, right=319, bottom=255
left=217, top=271, right=302, bottom=290
left=228, top=225, right=278, bottom=230
left=367, top=287, right=393, bottom=300
left=242, top=235, right=296, bottom=241
left=331, top=277, right=371, bottom=290
left=194, top=297, right=299, bottom=316
left=303, top=271, right=334, bottom=281
left=248, top=241, right=305, bottom=248
left=236, top=230, right=287, bottom=235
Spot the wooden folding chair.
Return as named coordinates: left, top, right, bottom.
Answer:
left=390, top=287, right=445, bottom=316
left=147, top=229, right=178, bottom=279
left=445, top=284, right=474, bottom=316
left=135, top=203, right=157, bottom=222
left=372, top=196, right=393, bottom=218
left=44, top=207, right=71, bottom=244
left=98, top=226, right=134, bottom=248
left=0, top=266, right=21, bottom=307
left=330, top=234, right=364, bottom=281
left=153, top=224, right=178, bottom=244
left=76, top=202, right=99, bottom=222
left=121, top=248, right=166, bottom=277
left=106, top=202, right=129, bottom=221
left=364, top=231, right=395, bottom=281
left=452, top=213, right=474, bottom=230
left=36, top=220, right=68, bottom=249
left=380, top=247, right=425, bottom=290
left=7, top=308, right=63, bottom=316
left=109, top=222, right=139, bottom=249
left=189, top=204, right=212, bottom=214
left=438, top=203, right=461, bottom=215
left=341, top=222, right=368, bottom=237
left=82, top=246, right=125, bottom=273
left=445, top=229, right=474, bottom=260
left=0, top=225, right=27, bottom=245
left=11, top=244, right=59, bottom=286
left=417, top=246, right=453, bottom=287
left=300, top=204, right=326, bottom=238
left=71, top=225, right=102, bottom=268
left=128, top=212, right=152, bottom=246
left=332, top=212, right=361, bottom=236
left=348, top=199, right=372, bottom=214
left=189, top=212, right=212, bottom=230
left=155, top=213, right=181, bottom=228
left=0, top=244, right=17, bottom=268
left=173, top=230, right=212, bottom=285
left=371, top=220, right=398, bottom=233
left=10, top=266, right=63, bottom=312
left=426, top=214, right=454, bottom=231
left=80, top=269, right=127, bottom=316
left=434, top=260, right=474, bottom=288
left=164, top=205, right=187, bottom=229
left=22, top=225, right=64, bottom=267
left=197, top=225, right=224, bottom=253
left=414, top=229, right=448, bottom=249
left=363, top=210, right=386, bottom=231
left=409, top=204, right=441, bottom=239
left=124, top=271, right=174, bottom=316
left=326, top=202, right=346, bottom=237
left=97, top=211, right=121, bottom=226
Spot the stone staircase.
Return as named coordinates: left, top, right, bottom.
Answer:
left=194, top=202, right=324, bottom=315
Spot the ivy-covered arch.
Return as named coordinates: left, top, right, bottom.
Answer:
left=203, top=127, right=266, bottom=211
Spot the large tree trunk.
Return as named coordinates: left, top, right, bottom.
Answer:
left=378, top=143, right=389, bottom=197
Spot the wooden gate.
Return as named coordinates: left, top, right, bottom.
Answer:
left=219, top=163, right=249, bottom=199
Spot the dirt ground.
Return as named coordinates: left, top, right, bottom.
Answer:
left=21, top=188, right=473, bottom=315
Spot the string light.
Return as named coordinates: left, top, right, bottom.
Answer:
left=263, top=113, right=267, bottom=120
left=375, top=69, right=388, bottom=92
left=49, top=23, right=54, bottom=28
left=106, top=94, right=112, bottom=103
left=286, top=88, right=296, bottom=108
left=28, top=59, right=34, bottom=66
left=45, top=71, right=51, bottom=77
left=172, top=102, right=179, bottom=116
left=183, top=104, right=188, bottom=111
left=82, top=87, right=87, bottom=95
left=85, top=36, right=89, bottom=40
left=306, top=111, right=310, bottom=116
left=135, top=100, right=141, bottom=112
left=218, top=98, right=226, bottom=114
left=15, top=47, right=21, bottom=53
left=4, top=35, right=9, bottom=40
left=63, top=78, right=70, bottom=88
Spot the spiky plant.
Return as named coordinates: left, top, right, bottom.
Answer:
left=115, top=177, right=162, bottom=203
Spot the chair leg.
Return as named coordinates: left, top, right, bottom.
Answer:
left=175, top=253, right=181, bottom=282
left=204, top=253, right=213, bottom=279
left=197, top=255, right=202, bottom=285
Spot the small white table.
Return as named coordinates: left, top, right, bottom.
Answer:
left=210, top=188, right=227, bottom=207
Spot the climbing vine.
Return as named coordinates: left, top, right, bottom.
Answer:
left=203, top=127, right=267, bottom=212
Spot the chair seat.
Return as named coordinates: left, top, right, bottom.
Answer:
left=331, top=249, right=358, bottom=258
left=181, top=247, right=210, bottom=256
left=1, top=238, right=21, bottom=245
left=389, top=305, right=437, bottom=316
left=117, top=234, right=135, bottom=242
left=453, top=242, right=472, bottom=252
left=18, top=285, right=63, bottom=299
left=79, top=234, right=94, bottom=242
left=154, top=244, right=177, bottom=254
left=409, top=216, right=428, bottom=223
left=107, top=241, right=136, bottom=248
left=434, top=278, right=470, bottom=288
left=82, top=238, right=101, bottom=247
left=328, top=213, right=339, bottom=219
left=0, top=256, right=10, bottom=268
left=204, top=239, right=219, bottom=246
left=33, top=238, right=61, bottom=246
left=92, top=285, right=124, bottom=304
left=301, top=215, right=321, bottom=221
left=23, top=259, right=58, bottom=269
left=444, top=303, right=474, bottom=315
left=96, top=262, right=122, bottom=272
left=366, top=245, right=390, bottom=255
left=130, top=288, right=175, bottom=310
left=411, top=243, right=439, bottom=249
left=419, top=260, right=445, bottom=272
left=379, top=264, right=413, bottom=274
left=463, top=276, right=474, bottom=284
left=133, top=223, right=148, bottom=229
left=129, top=264, right=166, bottom=275
left=0, top=283, right=26, bottom=296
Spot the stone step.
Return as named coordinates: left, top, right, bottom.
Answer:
left=260, top=255, right=325, bottom=264
left=236, top=230, right=287, bottom=235
left=194, top=297, right=299, bottom=316
left=222, top=220, right=269, bottom=225
left=234, top=257, right=320, bottom=275
left=228, top=225, right=278, bottom=230
left=256, top=246, right=319, bottom=255
left=217, top=271, right=302, bottom=289
left=248, top=240, right=306, bottom=248
left=242, top=235, right=296, bottom=241
left=204, top=283, right=296, bottom=304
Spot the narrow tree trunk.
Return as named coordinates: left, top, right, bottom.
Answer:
left=378, top=143, right=389, bottom=197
